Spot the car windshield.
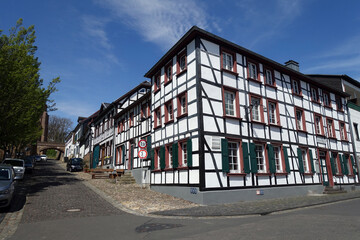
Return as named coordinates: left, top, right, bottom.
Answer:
left=0, top=169, right=10, bottom=180
left=3, top=160, right=23, bottom=167
left=71, top=158, right=82, bottom=164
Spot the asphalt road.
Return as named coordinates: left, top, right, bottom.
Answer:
left=4, top=160, right=360, bottom=240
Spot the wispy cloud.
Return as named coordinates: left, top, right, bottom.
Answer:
left=304, top=55, right=360, bottom=73
left=81, top=15, right=112, bottom=50
left=94, top=0, right=211, bottom=49
left=57, top=100, right=96, bottom=118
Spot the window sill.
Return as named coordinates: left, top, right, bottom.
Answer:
left=247, top=77, right=262, bottom=84
left=164, top=80, right=172, bottom=87
left=324, top=105, right=332, bottom=110
left=334, top=174, right=344, bottom=177
left=269, top=123, right=282, bottom=128
left=165, top=119, right=174, bottom=125
left=177, top=166, right=189, bottom=170
left=224, top=115, right=242, bottom=120
left=251, top=120, right=266, bottom=125
left=140, top=117, right=149, bottom=122
left=348, top=174, right=355, bottom=177
left=316, top=133, right=325, bottom=137
left=164, top=168, right=174, bottom=172
left=177, top=113, right=188, bottom=120
left=265, top=83, right=277, bottom=89
left=154, top=88, right=161, bottom=94
left=337, top=109, right=344, bottom=113
left=152, top=169, right=162, bottom=172
left=297, top=129, right=308, bottom=134
left=227, top=173, right=247, bottom=176
left=221, top=68, right=239, bottom=77
left=256, top=173, right=271, bottom=176
left=292, top=93, right=303, bottom=98
left=176, top=69, right=187, bottom=77
left=154, top=125, right=162, bottom=130
left=303, top=172, right=314, bottom=176
left=275, top=172, right=289, bottom=176
left=311, top=100, right=321, bottom=105
left=341, top=139, right=349, bottom=142
left=328, top=136, right=337, bottom=140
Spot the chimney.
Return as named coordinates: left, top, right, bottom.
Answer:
left=285, top=60, right=299, bottom=72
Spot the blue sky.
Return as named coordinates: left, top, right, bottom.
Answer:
left=1, top=0, right=360, bottom=128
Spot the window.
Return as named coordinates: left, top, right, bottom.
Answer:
left=295, top=108, right=306, bottom=131
left=331, top=152, right=341, bottom=175
left=180, top=142, right=187, bottom=167
left=228, top=141, right=240, bottom=173
left=225, top=91, right=235, bottom=116
left=310, top=86, right=319, bottom=102
left=154, top=148, right=160, bottom=169
left=273, top=146, right=283, bottom=172
left=336, top=96, right=343, bottom=111
left=165, top=62, right=172, bottom=84
left=166, top=145, right=173, bottom=168
left=340, top=122, right=347, bottom=140
left=141, top=103, right=149, bottom=119
left=154, top=73, right=161, bottom=92
left=221, top=51, right=236, bottom=72
left=323, top=91, right=331, bottom=107
left=248, top=62, right=258, bottom=80
left=165, top=100, right=174, bottom=124
left=327, top=118, right=335, bottom=138
left=268, top=101, right=280, bottom=125
left=250, top=95, right=263, bottom=122
left=177, top=50, right=187, bottom=74
left=314, top=114, right=324, bottom=135
left=292, top=79, right=301, bottom=95
left=265, top=68, right=275, bottom=86
left=354, top=123, right=360, bottom=140
left=129, top=112, right=134, bottom=127
left=255, top=144, right=266, bottom=173
left=154, top=107, right=161, bottom=129
left=177, top=92, right=188, bottom=118
left=301, top=149, right=309, bottom=173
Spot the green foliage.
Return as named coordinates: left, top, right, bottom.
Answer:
left=0, top=19, right=60, bottom=154
left=46, top=149, right=57, bottom=158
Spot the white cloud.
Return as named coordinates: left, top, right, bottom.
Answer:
left=94, top=0, right=211, bottom=49
left=57, top=100, right=96, bottom=118
left=303, top=56, right=360, bottom=74
left=81, top=15, right=112, bottom=50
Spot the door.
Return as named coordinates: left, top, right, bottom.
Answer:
left=319, top=151, right=330, bottom=186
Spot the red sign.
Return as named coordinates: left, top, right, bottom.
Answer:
left=138, top=140, right=147, bottom=149
left=138, top=150, right=148, bottom=159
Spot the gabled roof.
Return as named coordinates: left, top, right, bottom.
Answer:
left=307, top=74, right=359, bottom=90
left=144, top=26, right=348, bottom=97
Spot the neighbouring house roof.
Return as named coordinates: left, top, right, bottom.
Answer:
left=144, top=26, right=348, bottom=97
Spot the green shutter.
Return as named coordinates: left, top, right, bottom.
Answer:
left=338, top=154, right=345, bottom=174
left=249, top=143, right=258, bottom=173
left=187, top=138, right=192, bottom=167
left=150, top=149, right=155, bottom=170
left=283, top=147, right=290, bottom=173
left=350, top=155, right=357, bottom=175
left=242, top=142, right=250, bottom=173
left=267, top=144, right=276, bottom=174
left=330, top=156, right=337, bottom=176
left=160, top=146, right=166, bottom=170
left=172, top=142, right=178, bottom=168
left=309, top=149, right=315, bottom=173
left=122, top=145, right=125, bottom=164
left=221, top=139, right=229, bottom=173
left=342, top=154, right=349, bottom=175
left=147, top=135, right=151, bottom=159
left=297, top=148, right=304, bottom=173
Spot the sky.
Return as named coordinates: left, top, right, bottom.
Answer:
left=1, top=0, right=360, bottom=128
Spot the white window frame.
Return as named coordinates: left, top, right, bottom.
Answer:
left=228, top=141, right=240, bottom=173
left=268, top=102, right=277, bottom=124
left=265, top=69, right=274, bottom=85
left=292, top=79, right=300, bottom=95
left=248, top=62, right=257, bottom=79
left=302, top=149, right=309, bottom=173
left=223, top=52, right=233, bottom=71
left=251, top=97, right=261, bottom=121
left=255, top=144, right=266, bottom=173
left=224, top=91, right=235, bottom=116
left=327, top=119, right=334, bottom=138
left=273, top=146, right=282, bottom=172
left=315, top=115, right=322, bottom=135
left=296, top=110, right=304, bottom=130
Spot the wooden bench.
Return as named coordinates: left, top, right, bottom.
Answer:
left=89, top=169, right=125, bottom=179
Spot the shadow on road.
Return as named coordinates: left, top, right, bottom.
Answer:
left=0, top=160, right=81, bottom=216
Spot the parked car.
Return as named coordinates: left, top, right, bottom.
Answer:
left=2, top=159, right=25, bottom=180
left=40, top=155, right=47, bottom=162
left=66, top=158, right=83, bottom=172
left=35, top=155, right=42, bottom=162
left=0, top=164, right=16, bottom=208
left=24, top=156, right=35, bottom=173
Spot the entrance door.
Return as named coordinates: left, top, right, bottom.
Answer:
left=319, top=151, right=330, bottom=186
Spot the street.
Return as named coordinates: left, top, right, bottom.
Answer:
left=1, top=160, right=359, bottom=240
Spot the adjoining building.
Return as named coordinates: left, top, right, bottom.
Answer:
left=144, top=26, right=359, bottom=204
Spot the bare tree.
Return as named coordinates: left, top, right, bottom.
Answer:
left=48, top=116, right=73, bottom=143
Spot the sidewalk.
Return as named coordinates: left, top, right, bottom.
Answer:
left=63, top=162, right=360, bottom=218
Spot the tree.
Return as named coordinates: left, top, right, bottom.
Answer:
left=0, top=19, right=60, bottom=157
left=48, top=116, right=73, bottom=143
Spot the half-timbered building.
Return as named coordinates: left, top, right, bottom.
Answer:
left=144, top=26, right=359, bottom=204
left=113, top=81, right=152, bottom=183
